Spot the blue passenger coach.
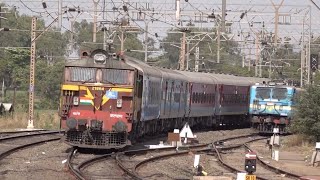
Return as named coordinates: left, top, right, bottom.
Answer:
left=249, top=84, right=296, bottom=133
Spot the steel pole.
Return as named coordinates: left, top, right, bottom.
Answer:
left=221, top=0, right=226, bottom=32
left=92, top=0, right=100, bottom=43
left=58, top=0, right=62, bottom=29
left=144, top=21, right=148, bottom=62
left=217, top=26, right=220, bottom=63
left=179, top=32, right=186, bottom=70
left=27, top=17, right=37, bottom=129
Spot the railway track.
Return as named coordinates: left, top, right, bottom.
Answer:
left=0, top=130, right=62, bottom=162
left=67, top=134, right=259, bottom=179
left=0, top=129, right=47, bottom=138
left=244, top=144, right=301, bottom=179
left=214, top=139, right=302, bottom=180
left=67, top=133, right=308, bottom=179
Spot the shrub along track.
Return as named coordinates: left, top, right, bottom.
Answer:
left=0, top=130, right=62, bottom=162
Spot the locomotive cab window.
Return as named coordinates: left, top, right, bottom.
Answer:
left=102, top=69, right=134, bottom=85
left=272, top=88, right=288, bottom=100
left=69, top=67, right=96, bottom=83
left=255, top=87, right=271, bottom=100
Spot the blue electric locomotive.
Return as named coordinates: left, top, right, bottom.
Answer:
left=249, top=83, right=297, bottom=133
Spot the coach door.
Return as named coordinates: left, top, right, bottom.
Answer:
left=134, top=73, right=143, bottom=121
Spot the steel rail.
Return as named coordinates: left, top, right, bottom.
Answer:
left=0, top=136, right=60, bottom=161
left=71, top=133, right=260, bottom=179
left=67, top=148, right=86, bottom=180
left=0, top=130, right=62, bottom=141
left=244, top=144, right=301, bottom=179
left=132, top=137, right=267, bottom=179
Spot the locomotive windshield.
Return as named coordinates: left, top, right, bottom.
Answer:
left=65, top=67, right=134, bottom=85
left=272, top=88, right=288, bottom=100
left=102, top=69, right=134, bottom=85
left=70, top=67, right=96, bottom=82
left=255, top=87, right=271, bottom=99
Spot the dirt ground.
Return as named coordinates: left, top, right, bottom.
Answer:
left=0, top=139, right=71, bottom=180
left=0, top=129, right=319, bottom=180
left=249, top=136, right=320, bottom=178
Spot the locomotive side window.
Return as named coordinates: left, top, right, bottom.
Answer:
left=102, top=69, right=134, bottom=85
left=70, top=67, right=96, bottom=82
left=255, top=87, right=271, bottom=99
left=272, top=88, right=288, bottom=100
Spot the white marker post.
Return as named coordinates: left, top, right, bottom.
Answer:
left=194, top=154, right=200, bottom=168
left=311, top=142, right=320, bottom=166
left=271, top=128, right=280, bottom=161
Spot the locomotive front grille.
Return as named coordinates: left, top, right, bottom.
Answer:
left=66, top=130, right=127, bottom=148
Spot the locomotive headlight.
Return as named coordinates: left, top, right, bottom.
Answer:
left=73, top=96, right=79, bottom=106
left=94, top=53, right=107, bottom=64
left=257, top=104, right=261, bottom=110
left=117, top=99, right=122, bottom=108
left=279, top=105, right=283, bottom=111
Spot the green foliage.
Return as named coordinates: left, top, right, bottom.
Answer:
left=0, top=5, right=67, bottom=110
left=291, top=85, right=320, bottom=141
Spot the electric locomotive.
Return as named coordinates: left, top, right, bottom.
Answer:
left=60, top=49, right=135, bottom=149
left=249, top=82, right=297, bottom=133
left=60, top=49, right=266, bottom=149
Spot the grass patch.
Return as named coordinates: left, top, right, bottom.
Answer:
left=0, top=110, right=60, bottom=130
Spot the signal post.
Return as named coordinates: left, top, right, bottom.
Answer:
left=244, top=151, right=257, bottom=180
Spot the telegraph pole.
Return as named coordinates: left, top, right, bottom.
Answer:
left=270, top=0, right=284, bottom=46
left=217, top=26, right=221, bottom=63
left=0, top=6, right=2, bottom=29
left=186, top=42, right=190, bottom=70
left=92, top=0, right=100, bottom=43
left=120, top=30, right=124, bottom=53
left=144, top=20, right=149, bottom=62
left=27, top=15, right=58, bottom=129
left=27, top=17, right=36, bottom=129
left=255, top=33, right=259, bottom=77
left=195, top=46, right=199, bottom=72
left=179, top=31, right=186, bottom=70
left=58, top=0, right=62, bottom=29
left=221, top=0, right=226, bottom=32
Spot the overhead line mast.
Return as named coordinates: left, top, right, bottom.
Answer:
left=27, top=17, right=36, bottom=129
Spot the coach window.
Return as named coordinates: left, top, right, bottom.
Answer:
left=205, top=94, right=210, bottom=103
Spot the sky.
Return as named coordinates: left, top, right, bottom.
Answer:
left=1, top=0, right=320, bottom=56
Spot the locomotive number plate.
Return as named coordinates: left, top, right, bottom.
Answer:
left=92, top=87, right=104, bottom=90
left=245, top=175, right=256, bottom=180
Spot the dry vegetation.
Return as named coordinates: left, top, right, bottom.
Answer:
left=281, top=135, right=315, bottom=159
left=0, top=110, right=60, bottom=130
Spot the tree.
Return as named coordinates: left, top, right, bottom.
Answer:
left=0, top=4, right=67, bottom=110
left=291, top=85, right=320, bottom=141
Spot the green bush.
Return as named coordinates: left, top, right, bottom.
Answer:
left=291, top=85, right=320, bottom=141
